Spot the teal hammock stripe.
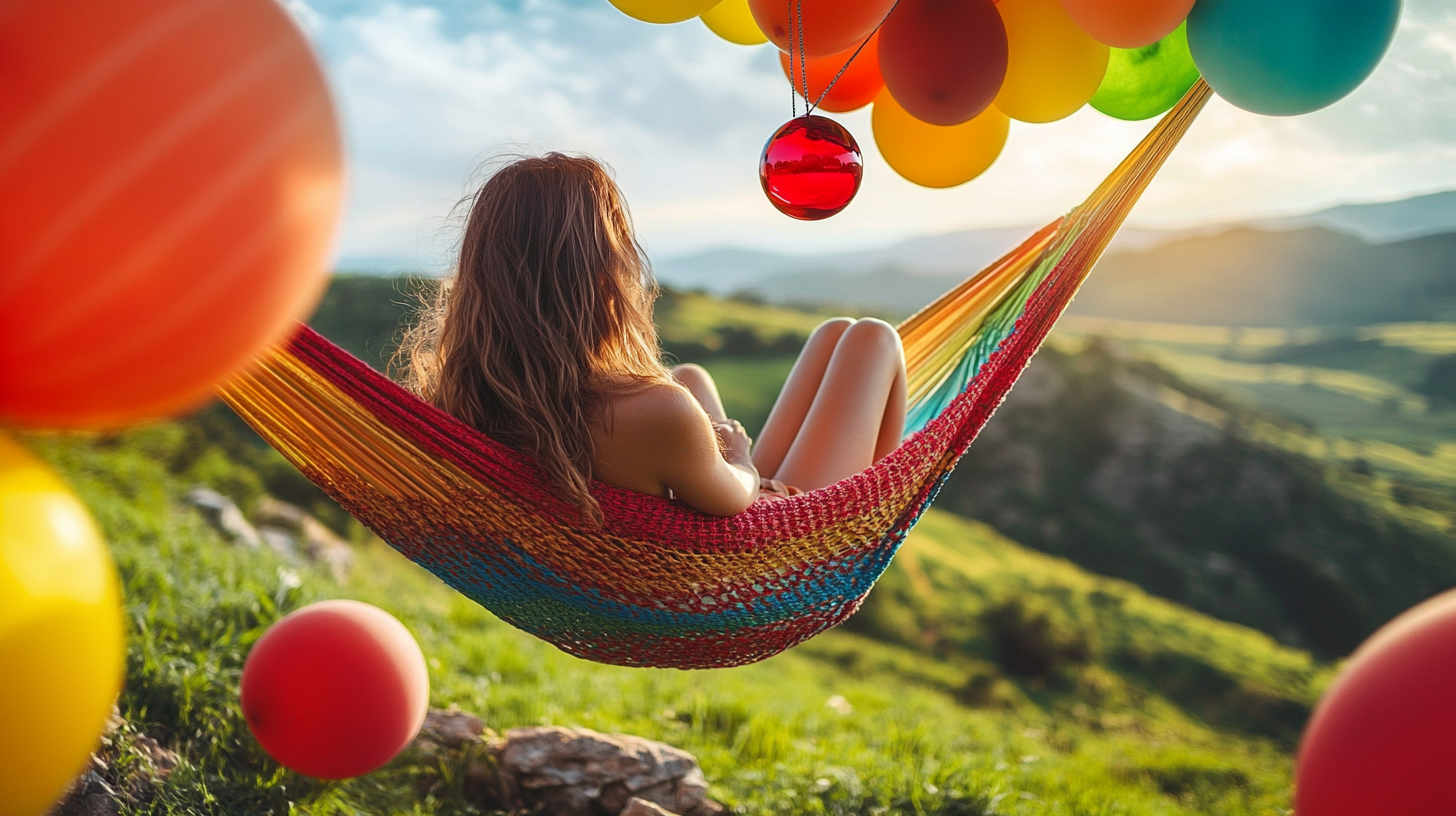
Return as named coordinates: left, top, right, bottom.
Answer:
left=902, top=236, right=1075, bottom=436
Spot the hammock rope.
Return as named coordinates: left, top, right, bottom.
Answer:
left=218, top=80, right=1212, bottom=669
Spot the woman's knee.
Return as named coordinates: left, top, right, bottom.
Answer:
left=838, top=317, right=903, bottom=357
left=807, top=317, right=855, bottom=345
left=671, top=363, right=712, bottom=388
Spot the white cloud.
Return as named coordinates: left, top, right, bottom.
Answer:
left=296, top=0, right=1456, bottom=267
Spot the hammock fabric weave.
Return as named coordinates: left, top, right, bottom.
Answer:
left=219, top=82, right=1212, bottom=669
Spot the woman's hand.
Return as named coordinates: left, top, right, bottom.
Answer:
left=713, top=419, right=753, bottom=466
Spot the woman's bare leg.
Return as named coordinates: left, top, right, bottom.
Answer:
left=768, top=318, right=907, bottom=491
left=751, top=318, right=854, bottom=478
left=671, top=364, right=729, bottom=423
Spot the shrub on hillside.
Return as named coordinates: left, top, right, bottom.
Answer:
left=983, top=595, right=1094, bottom=681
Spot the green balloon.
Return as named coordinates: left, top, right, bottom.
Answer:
left=1091, top=23, right=1201, bottom=122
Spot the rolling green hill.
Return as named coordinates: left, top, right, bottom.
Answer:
left=21, top=422, right=1317, bottom=815
left=939, top=338, right=1456, bottom=658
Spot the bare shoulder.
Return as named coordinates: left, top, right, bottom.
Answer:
left=604, top=381, right=711, bottom=442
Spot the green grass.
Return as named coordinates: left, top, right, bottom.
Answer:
left=19, top=425, right=1309, bottom=815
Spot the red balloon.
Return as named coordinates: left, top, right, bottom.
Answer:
left=748, top=0, right=898, bottom=58
left=241, top=601, right=430, bottom=780
left=879, top=0, right=1008, bottom=126
left=1297, top=589, right=1456, bottom=815
left=778, top=34, right=884, bottom=113
left=0, top=0, right=342, bottom=430
left=1060, top=0, right=1195, bottom=49
left=759, top=116, right=863, bottom=221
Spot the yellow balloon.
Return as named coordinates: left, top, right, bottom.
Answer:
left=608, top=0, right=722, bottom=24
left=699, top=0, right=767, bottom=45
left=993, top=0, right=1109, bottom=123
left=872, top=90, right=1009, bottom=188
left=0, top=433, right=124, bottom=816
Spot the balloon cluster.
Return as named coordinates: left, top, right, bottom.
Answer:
left=610, top=0, right=1402, bottom=207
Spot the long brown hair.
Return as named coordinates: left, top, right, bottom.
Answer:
left=397, top=153, right=670, bottom=522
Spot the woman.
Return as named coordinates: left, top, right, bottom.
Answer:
left=398, top=153, right=906, bottom=521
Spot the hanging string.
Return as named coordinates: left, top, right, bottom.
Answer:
left=796, top=0, right=808, bottom=110
left=806, top=0, right=903, bottom=115
left=787, top=0, right=798, bottom=117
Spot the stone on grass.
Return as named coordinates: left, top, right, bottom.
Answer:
left=255, top=496, right=354, bottom=581
left=496, top=726, right=709, bottom=816
left=185, top=487, right=260, bottom=549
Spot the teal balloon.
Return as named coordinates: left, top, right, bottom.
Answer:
left=1091, top=23, right=1201, bottom=122
left=1187, top=0, right=1401, bottom=117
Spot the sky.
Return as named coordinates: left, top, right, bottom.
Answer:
left=284, top=0, right=1456, bottom=269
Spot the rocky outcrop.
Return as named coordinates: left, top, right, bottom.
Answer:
left=254, top=496, right=354, bottom=582
left=186, top=487, right=261, bottom=549
left=412, top=707, right=726, bottom=816
left=186, top=490, right=353, bottom=581
left=498, top=726, right=709, bottom=816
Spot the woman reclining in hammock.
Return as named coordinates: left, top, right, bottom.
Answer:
left=397, top=153, right=906, bottom=521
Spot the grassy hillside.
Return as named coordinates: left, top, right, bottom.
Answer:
left=939, top=338, right=1456, bottom=657
left=21, top=424, right=1316, bottom=815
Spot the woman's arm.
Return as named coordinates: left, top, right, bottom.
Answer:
left=655, top=392, right=759, bottom=516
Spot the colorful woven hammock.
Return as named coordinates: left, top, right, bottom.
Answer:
left=218, top=81, right=1211, bottom=670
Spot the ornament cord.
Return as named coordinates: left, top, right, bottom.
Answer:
left=805, top=0, right=903, bottom=115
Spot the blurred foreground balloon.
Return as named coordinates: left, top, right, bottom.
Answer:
left=241, top=600, right=430, bottom=780
left=0, top=0, right=343, bottom=430
left=1060, top=0, right=1195, bottom=49
left=1091, top=23, right=1200, bottom=121
left=0, top=433, right=125, bottom=816
left=994, top=0, right=1109, bottom=123
left=1296, top=589, right=1456, bottom=815
left=1188, top=0, right=1401, bottom=116
left=872, top=91, right=1009, bottom=188
left=759, top=116, right=864, bottom=220
left=779, top=34, right=884, bottom=113
left=700, top=0, right=767, bottom=44
left=878, top=0, right=1007, bottom=126
left=749, top=0, right=897, bottom=58
left=609, top=0, right=722, bottom=24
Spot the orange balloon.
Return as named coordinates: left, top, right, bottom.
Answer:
left=748, top=0, right=897, bottom=58
left=778, top=35, right=884, bottom=113
left=0, top=0, right=343, bottom=430
left=872, top=90, right=1009, bottom=188
left=1060, top=0, right=1196, bottom=49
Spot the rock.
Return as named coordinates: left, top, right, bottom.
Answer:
left=497, top=727, right=709, bottom=816
left=49, top=771, right=119, bottom=816
left=418, top=706, right=488, bottom=750
left=132, top=735, right=179, bottom=781
left=186, top=487, right=260, bottom=549
left=621, top=798, right=679, bottom=816
left=685, top=800, right=729, bottom=816
left=255, top=496, right=353, bottom=581
left=257, top=525, right=300, bottom=559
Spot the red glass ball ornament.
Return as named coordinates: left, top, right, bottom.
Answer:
left=759, top=115, right=863, bottom=221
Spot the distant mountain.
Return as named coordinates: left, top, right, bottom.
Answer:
left=654, top=226, right=1210, bottom=297
left=1070, top=227, right=1456, bottom=327
left=1256, top=190, right=1456, bottom=244
left=654, top=189, right=1456, bottom=315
